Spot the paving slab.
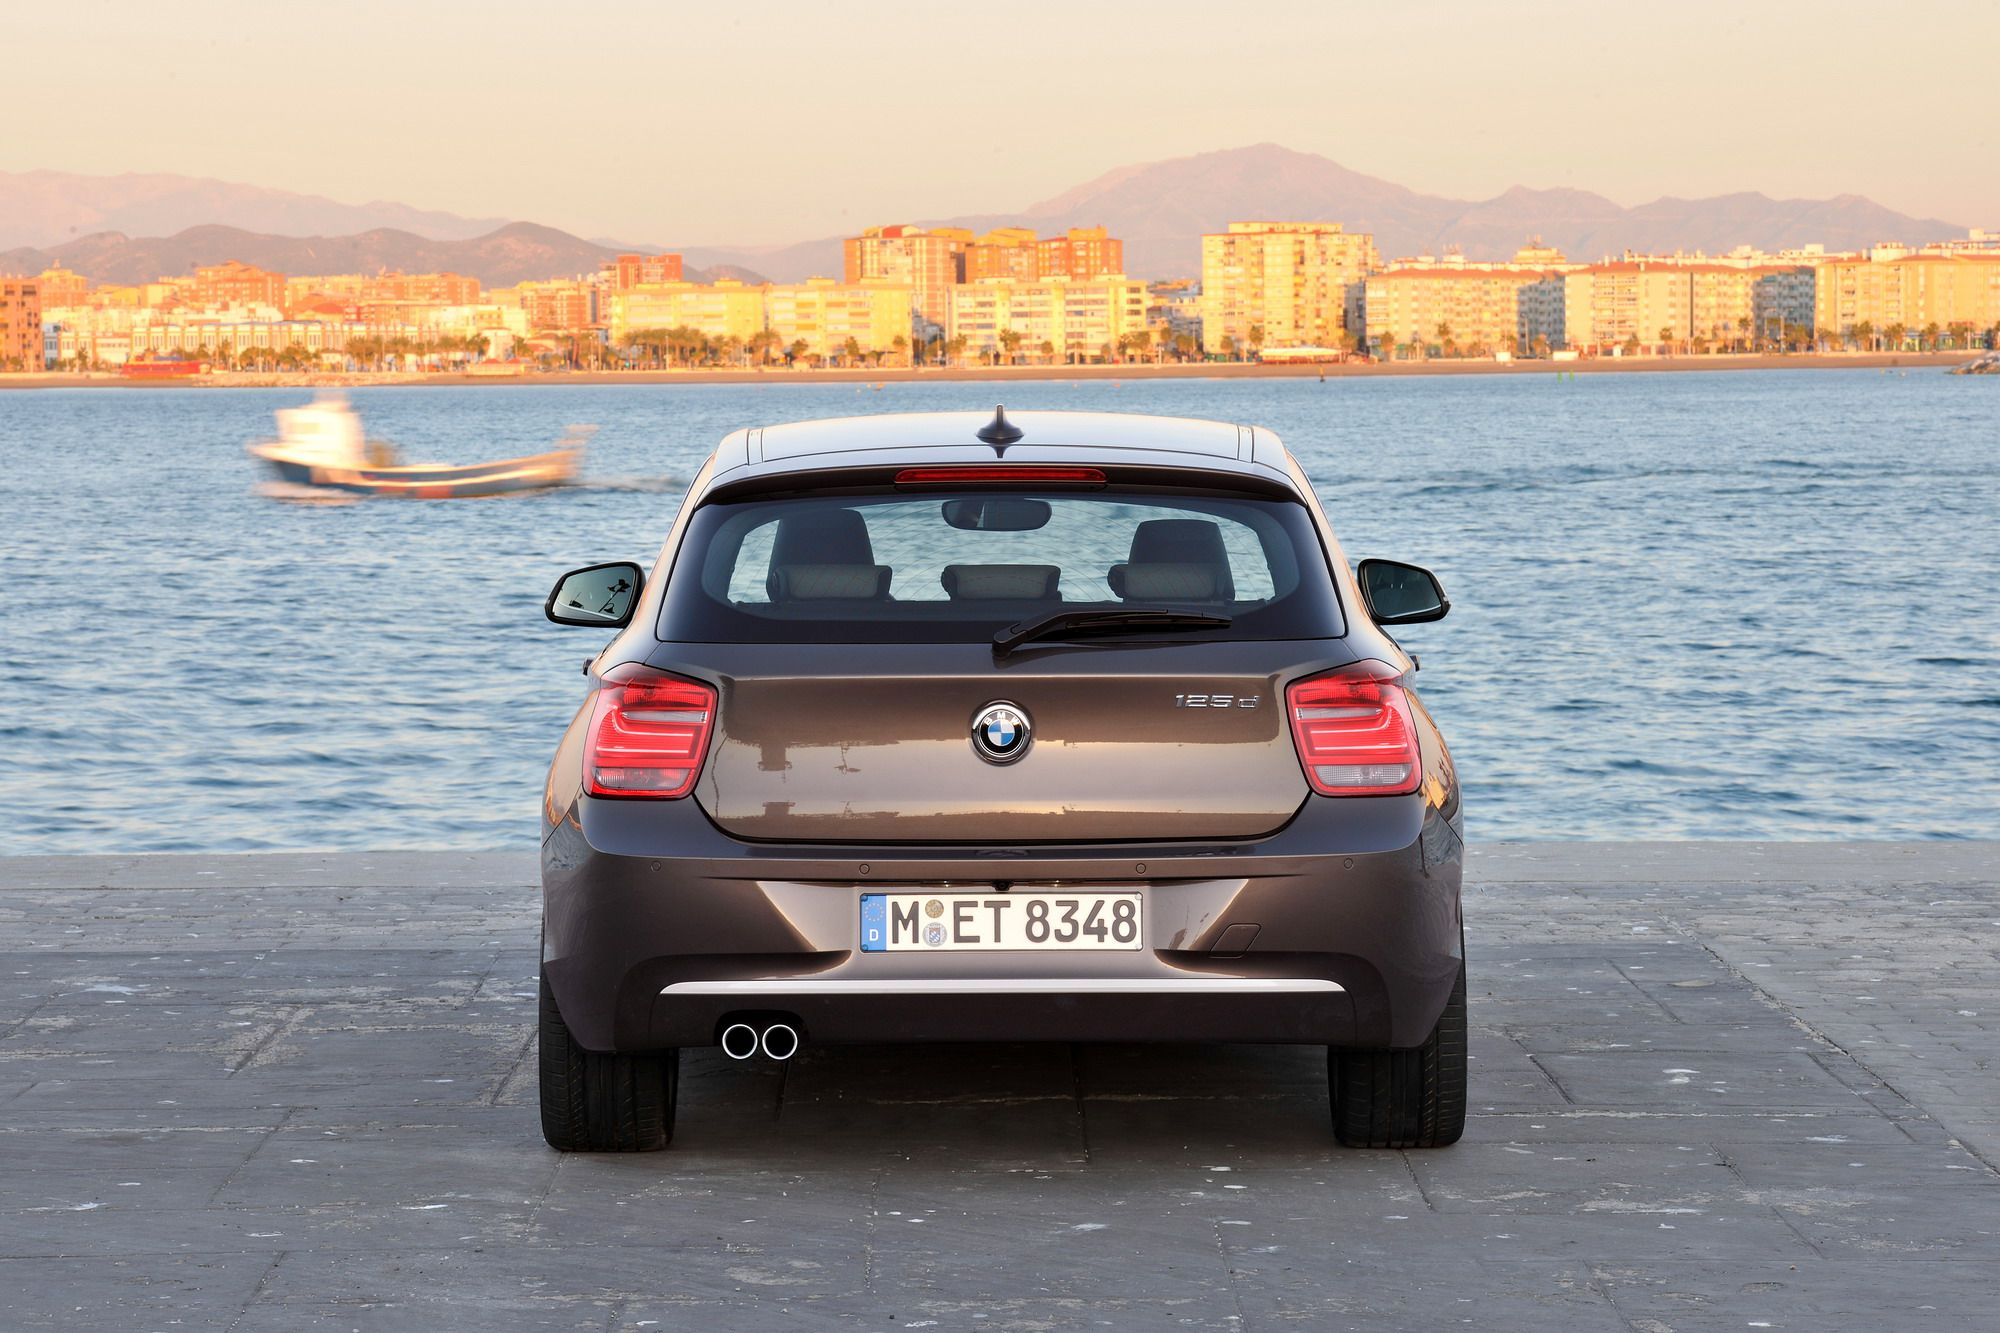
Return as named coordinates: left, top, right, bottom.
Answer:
left=0, top=843, right=1996, bottom=1330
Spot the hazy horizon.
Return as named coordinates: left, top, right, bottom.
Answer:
left=6, top=0, right=1996, bottom=248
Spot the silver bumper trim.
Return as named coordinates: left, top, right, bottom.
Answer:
left=661, top=978, right=1344, bottom=996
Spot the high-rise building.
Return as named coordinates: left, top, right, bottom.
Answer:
left=606, top=280, right=766, bottom=346
left=1363, top=251, right=1568, bottom=355
left=1, top=276, right=42, bottom=369
left=963, top=228, right=1041, bottom=284
left=190, top=261, right=286, bottom=310
left=1199, top=222, right=1378, bottom=353
left=1534, top=260, right=1802, bottom=352
left=512, top=281, right=597, bottom=333
left=360, top=272, right=482, bottom=305
left=764, top=279, right=914, bottom=361
left=947, top=276, right=1149, bottom=363
left=1814, top=252, right=2000, bottom=342
left=1036, top=226, right=1124, bottom=281
left=35, top=266, right=89, bottom=310
left=605, top=253, right=685, bottom=289
left=843, top=225, right=973, bottom=326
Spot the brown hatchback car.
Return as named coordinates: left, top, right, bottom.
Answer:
left=538, top=409, right=1464, bottom=1151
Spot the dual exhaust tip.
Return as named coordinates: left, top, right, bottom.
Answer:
left=721, top=1020, right=799, bottom=1062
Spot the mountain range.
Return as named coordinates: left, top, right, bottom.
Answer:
left=681, top=144, right=1967, bottom=279
left=1, top=145, right=1969, bottom=286
left=0, top=222, right=755, bottom=288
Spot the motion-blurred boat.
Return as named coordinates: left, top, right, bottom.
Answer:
left=248, top=394, right=586, bottom=498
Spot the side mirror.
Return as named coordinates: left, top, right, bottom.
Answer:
left=1356, top=559, right=1449, bottom=625
left=546, top=562, right=643, bottom=627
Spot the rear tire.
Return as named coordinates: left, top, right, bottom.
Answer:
left=539, top=973, right=676, bottom=1152
left=1330, top=960, right=1466, bottom=1149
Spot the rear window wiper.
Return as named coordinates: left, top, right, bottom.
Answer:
left=993, top=607, right=1233, bottom=657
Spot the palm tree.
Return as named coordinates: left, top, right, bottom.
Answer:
left=997, top=329, right=1023, bottom=365
left=890, top=333, right=908, bottom=366
left=1854, top=319, right=1875, bottom=352
left=1884, top=323, right=1907, bottom=352
left=1377, top=331, right=1397, bottom=362
left=1532, top=334, right=1550, bottom=358
left=1658, top=327, right=1674, bottom=356
left=1434, top=322, right=1453, bottom=358
left=1246, top=324, right=1265, bottom=359
left=1921, top=322, right=1941, bottom=352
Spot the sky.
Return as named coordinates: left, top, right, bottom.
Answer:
left=7, top=0, right=1997, bottom=247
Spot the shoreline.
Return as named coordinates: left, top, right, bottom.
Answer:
left=0, top=350, right=1974, bottom=389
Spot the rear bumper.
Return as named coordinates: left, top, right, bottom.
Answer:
left=541, top=793, right=1464, bottom=1053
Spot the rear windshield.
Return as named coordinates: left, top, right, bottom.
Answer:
left=657, top=489, right=1345, bottom=644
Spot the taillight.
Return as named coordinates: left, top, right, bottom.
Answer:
left=1286, top=662, right=1422, bottom=796
left=894, top=466, right=1105, bottom=485
left=584, top=666, right=715, bottom=799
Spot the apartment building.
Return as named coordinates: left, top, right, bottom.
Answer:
left=963, top=228, right=1041, bottom=283
left=946, top=275, right=1148, bottom=363
left=1037, top=226, right=1124, bottom=281
left=1814, top=252, right=2000, bottom=341
left=1531, top=261, right=1807, bottom=352
left=2, top=276, right=42, bottom=369
left=843, top=225, right=973, bottom=326
left=605, top=280, right=766, bottom=344
left=362, top=272, right=482, bottom=305
left=1363, top=258, right=1558, bottom=354
left=504, top=281, right=597, bottom=333
left=191, top=261, right=286, bottom=309
left=604, top=253, right=685, bottom=289
left=36, top=266, right=89, bottom=309
left=1199, top=222, right=1378, bottom=353
left=764, top=278, right=914, bottom=361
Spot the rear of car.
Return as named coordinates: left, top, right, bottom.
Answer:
left=537, top=410, right=1465, bottom=1152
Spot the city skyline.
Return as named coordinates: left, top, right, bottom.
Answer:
left=5, top=1, right=1996, bottom=248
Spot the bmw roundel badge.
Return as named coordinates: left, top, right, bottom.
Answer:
left=971, top=701, right=1031, bottom=765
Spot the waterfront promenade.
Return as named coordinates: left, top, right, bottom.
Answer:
left=0, top=350, right=1971, bottom=390
left=1, top=843, right=1995, bottom=1329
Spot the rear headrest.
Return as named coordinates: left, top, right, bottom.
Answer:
left=769, top=564, right=892, bottom=601
left=1112, top=563, right=1225, bottom=602
left=1108, top=518, right=1235, bottom=602
left=768, top=510, right=876, bottom=600
left=940, top=564, right=1062, bottom=601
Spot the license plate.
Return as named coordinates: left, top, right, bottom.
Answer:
left=860, top=891, right=1142, bottom=952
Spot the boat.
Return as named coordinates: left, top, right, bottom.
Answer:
left=248, top=393, right=586, bottom=499
left=121, top=353, right=207, bottom=379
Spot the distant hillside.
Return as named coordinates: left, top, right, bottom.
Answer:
left=0, top=223, right=759, bottom=288
left=0, top=169, right=507, bottom=250
left=959, top=144, right=1966, bottom=277
left=5, top=148, right=1966, bottom=286
left=695, top=143, right=1967, bottom=281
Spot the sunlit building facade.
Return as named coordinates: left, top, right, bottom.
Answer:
left=946, top=275, right=1148, bottom=363
left=1, top=276, right=41, bottom=369
left=764, top=279, right=915, bottom=361
left=1813, top=253, right=2000, bottom=342
left=191, top=261, right=286, bottom=310
left=1363, top=263, right=1553, bottom=355
left=1199, top=222, right=1377, bottom=353
left=843, top=225, right=974, bottom=326
left=606, top=280, right=766, bottom=345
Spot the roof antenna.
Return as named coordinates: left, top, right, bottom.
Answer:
left=976, top=404, right=1024, bottom=454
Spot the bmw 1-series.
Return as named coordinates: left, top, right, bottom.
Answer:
left=537, top=408, right=1463, bottom=1151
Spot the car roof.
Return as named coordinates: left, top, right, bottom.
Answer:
left=703, top=409, right=1300, bottom=494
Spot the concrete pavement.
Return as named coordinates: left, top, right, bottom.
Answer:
left=1, top=844, right=1995, bottom=1330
